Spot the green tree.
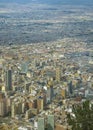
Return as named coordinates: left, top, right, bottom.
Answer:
left=67, top=100, right=93, bottom=130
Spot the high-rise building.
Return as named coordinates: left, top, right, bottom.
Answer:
left=11, top=101, right=23, bottom=118
left=37, top=98, right=44, bottom=111
left=0, top=93, right=10, bottom=116
left=47, top=87, right=54, bottom=103
left=47, top=115, right=54, bottom=130
left=21, top=62, right=28, bottom=74
left=47, top=79, right=54, bottom=103
left=68, top=81, right=73, bottom=96
left=11, top=102, right=17, bottom=118
left=61, top=88, right=66, bottom=99
left=56, top=67, right=61, bottom=82
left=38, top=118, right=45, bottom=130
left=0, top=98, right=7, bottom=116
left=6, top=69, right=12, bottom=91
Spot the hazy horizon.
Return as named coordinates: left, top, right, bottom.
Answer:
left=0, top=0, right=93, bottom=45
left=0, top=0, right=93, bottom=5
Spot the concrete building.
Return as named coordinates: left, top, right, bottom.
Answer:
left=47, top=79, right=54, bottom=103
left=47, top=115, right=54, bottom=130
left=11, top=101, right=22, bottom=118
left=68, top=81, right=73, bottom=96
left=47, top=86, right=54, bottom=103
left=6, top=69, right=12, bottom=91
left=11, top=102, right=17, bottom=118
left=37, top=98, right=44, bottom=111
left=25, top=109, right=32, bottom=119
left=56, top=67, right=61, bottom=82
left=38, top=118, right=45, bottom=130
left=0, top=98, right=7, bottom=116
left=61, top=88, right=66, bottom=99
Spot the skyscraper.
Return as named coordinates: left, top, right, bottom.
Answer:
left=6, top=69, right=12, bottom=91
left=37, top=98, right=44, bottom=111
left=47, top=115, right=54, bottom=130
left=47, top=79, right=54, bottom=103
left=0, top=99, right=7, bottom=117
left=56, top=67, right=61, bottom=82
left=68, top=81, right=73, bottom=96
left=61, top=88, right=66, bottom=99
left=0, top=94, right=7, bottom=117
left=38, top=118, right=45, bottom=130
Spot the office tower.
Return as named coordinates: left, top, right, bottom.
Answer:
left=47, top=86, right=54, bottom=103
left=11, top=102, right=16, bottom=118
left=38, top=118, right=45, bottom=130
left=11, top=101, right=23, bottom=118
left=21, top=62, right=28, bottom=74
left=6, top=69, right=12, bottom=91
left=56, top=67, right=61, bottom=82
left=0, top=98, right=7, bottom=116
left=68, top=81, right=73, bottom=96
left=0, top=67, right=4, bottom=82
left=37, top=98, right=44, bottom=111
left=47, top=115, right=54, bottom=130
left=16, top=102, right=22, bottom=115
left=61, top=88, right=66, bottom=99
left=43, top=93, right=47, bottom=106
left=47, top=80, right=54, bottom=103
left=6, top=98, right=11, bottom=114
left=0, top=93, right=10, bottom=116
left=22, top=102, right=25, bottom=113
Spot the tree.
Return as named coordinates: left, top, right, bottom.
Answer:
left=67, top=100, right=93, bottom=130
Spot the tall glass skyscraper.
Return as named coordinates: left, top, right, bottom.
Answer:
left=6, top=70, right=12, bottom=91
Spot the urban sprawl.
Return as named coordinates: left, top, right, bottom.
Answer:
left=0, top=39, right=93, bottom=130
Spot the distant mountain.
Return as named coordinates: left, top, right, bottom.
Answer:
left=0, top=0, right=93, bottom=5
